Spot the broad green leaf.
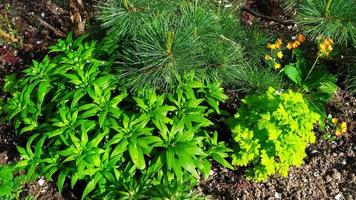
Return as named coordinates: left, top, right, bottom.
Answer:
left=111, top=140, right=129, bottom=157
left=109, top=93, right=128, bottom=107
left=133, top=97, right=148, bottom=110
left=212, top=153, right=234, bottom=169
left=166, top=148, right=175, bottom=170
left=99, top=110, right=108, bottom=128
left=128, top=143, right=146, bottom=170
left=81, top=173, right=101, bottom=200
left=284, top=64, right=302, bottom=86
left=172, top=158, right=183, bottom=180
left=57, top=169, right=68, bottom=193
left=86, top=154, right=101, bottom=167
left=200, top=159, right=212, bottom=178
left=63, top=74, right=82, bottom=85
left=37, top=80, right=51, bottom=104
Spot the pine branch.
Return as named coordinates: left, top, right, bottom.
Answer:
left=240, top=5, right=295, bottom=25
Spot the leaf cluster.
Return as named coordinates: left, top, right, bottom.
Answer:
left=4, top=35, right=232, bottom=199
left=282, top=49, right=337, bottom=124
left=0, top=165, right=28, bottom=200
left=296, top=0, right=356, bottom=45
left=97, top=0, right=258, bottom=91
left=228, top=87, right=320, bottom=181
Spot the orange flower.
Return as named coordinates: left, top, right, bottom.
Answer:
left=267, top=43, right=277, bottom=50
left=318, top=37, right=334, bottom=58
left=275, top=39, right=283, bottom=49
left=292, top=41, right=301, bottom=49
left=287, top=42, right=293, bottom=50
left=264, top=55, right=272, bottom=61
left=296, top=34, right=305, bottom=43
left=324, top=38, right=334, bottom=46
left=267, top=39, right=283, bottom=49
left=341, top=122, right=347, bottom=133
left=277, top=51, right=283, bottom=59
left=335, top=122, right=347, bottom=136
left=332, top=118, right=338, bottom=124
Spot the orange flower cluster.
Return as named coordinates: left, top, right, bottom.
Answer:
left=318, top=38, right=334, bottom=57
left=287, top=34, right=305, bottom=50
left=265, top=38, right=284, bottom=70
left=336, top=122, right=347, bottom=136
left=332, top=118, right=347, bottom=136
left=267, top=38, right=283, bottom=50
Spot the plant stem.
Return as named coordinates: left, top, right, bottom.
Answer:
left=325, top=0, right=332, bottom=17
left=165, top=31, right=175, bottom=56
left=305, top=56, right=319, bottom=81
left=123, top=0, right=129, bottom=9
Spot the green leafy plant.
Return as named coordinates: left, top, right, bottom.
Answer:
left=264, top=36, right=337, bottom=124
left=4, top=35, right=232, bottom=199
left=0, top=165, right=29, bottom=200
left=281, top=49, right=337, bottom=124
left=228, top=87, right=320, bottom=181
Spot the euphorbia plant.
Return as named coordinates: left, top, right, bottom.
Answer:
left=228, top=87, right=320, bottom=181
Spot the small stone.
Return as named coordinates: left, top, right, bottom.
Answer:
left=41, top=13, right=45, bottom=18
left=38, top=178, right=45, bottom=186
left=311, top=150, right=319, bottom=154
left=326, top=175, right=332, bottom=183
left=313, top=171, right=319, bottom=177
left=332, top=170, right=341, bottom=181
left=274, top=192, right=282, bottom=199
left=335, top=193, right=342, bottom=200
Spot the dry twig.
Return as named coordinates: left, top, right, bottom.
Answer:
left=0, top=28, right=18, bottom=43
left=241, top=5, right=295, bottom=25
left=35, top=15, right=66, bottom=38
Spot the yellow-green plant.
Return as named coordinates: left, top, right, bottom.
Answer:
left=0, top=165, right=31, bottom=200
left=228, top=88, right=320, bottom=181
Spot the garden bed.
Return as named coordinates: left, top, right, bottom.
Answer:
left=0, top=0, right=355, bottom=200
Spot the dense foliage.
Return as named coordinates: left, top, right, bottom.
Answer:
left=296, top=0, right=356, bottom=45
left=0, top=165, right=29, bottom=200
left=228, top=88, right=320, bottom=181
left=1, top=0, right=354, bottom=199
left=4, top=35, right=232, bottom=199
left=97, top=0, right=280, bottom=92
